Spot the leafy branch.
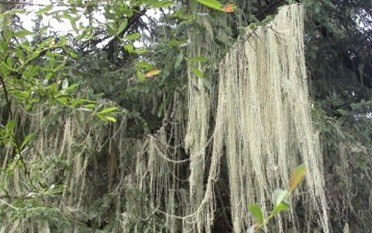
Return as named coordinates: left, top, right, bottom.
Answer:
left=247, top=164, right=307, bottom=232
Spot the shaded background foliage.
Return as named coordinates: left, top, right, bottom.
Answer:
left=0, top=0, right=371, bottom=232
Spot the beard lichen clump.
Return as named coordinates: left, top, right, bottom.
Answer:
left=214, top=4, right=329, bottom=233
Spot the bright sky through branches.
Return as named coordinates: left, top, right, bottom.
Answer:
left=21, top=1, right=65, bottom=32
left=18, top=0, right=157, bottom=48
left=21, top=0, right=105, bottom=35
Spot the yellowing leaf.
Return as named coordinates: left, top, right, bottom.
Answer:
left=221, top=4, right=236, bottom=13
left=145, top=69, right=161, bottom=78
left=196, top=0, right=236, bottom=13
left=289, top=164, right=307, bottom=193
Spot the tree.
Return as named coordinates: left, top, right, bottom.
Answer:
left=0, top=0, right=370, bottom=232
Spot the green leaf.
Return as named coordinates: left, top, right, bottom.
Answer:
left=124, top=44, right=134, bottom=53
left=147, top=1, right=175, bottom=8
left=124, top=33, right=141, bottom=41
left=105, top=116, right=117, bottom=123
left=0, top=40, right=7, bottom=51
left=117, top=19, right=128, bottom=35
left=133, top=48, right=150, bottom=55
left=84, top=104, right=96, bottom=109
left=36, top=5, right=53, bottom=15
left=97, top=107, right=119, bottom=115
left=135, top=62, right=153, bottom=70
left=137, top=71, right=146, bottom=82
left=289, top=164, right=306, bottom=193
left=196, top=0, right=222, bottom=11
left=14, top=30, right=34, bottom=38
left=70, top=98, right=92, bottom=107
left=1, top=62, right=9, bottom=77
left=6, top=57, right=13, bottom=68
left=187, top=56, right=209, bottom=63
left=273, top=189, right=288, bottom=207
left=69, top=51, right=78, bottom=59
left=248, top=204, right=264, bottom=225
left=5, top=120, right=16, bottom=131
left=57, top=96, right=68, bottom=105
left=270, top=202, right=290, bottom=217
left=21, top=133, right=34, bottom=150
left=191, top=68, right=204, bottom=79
left=64, top=84, right=78, bottom=93
left=14, top=48, right=25, bottom=63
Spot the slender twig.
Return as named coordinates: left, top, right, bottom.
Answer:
left=0, top=199, right=17, bottom=210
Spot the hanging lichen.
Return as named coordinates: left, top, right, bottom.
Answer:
left=184, top=16, right=213, bottom=233
left=214, top=4, right=329, bottom=233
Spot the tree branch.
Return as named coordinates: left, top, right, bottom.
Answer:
left=0, top=75, right=12, bottom=120
left=104, top=8, right=147, bottom=53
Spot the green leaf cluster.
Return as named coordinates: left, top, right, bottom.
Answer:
left=247, top=165, right=306, bottom=232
